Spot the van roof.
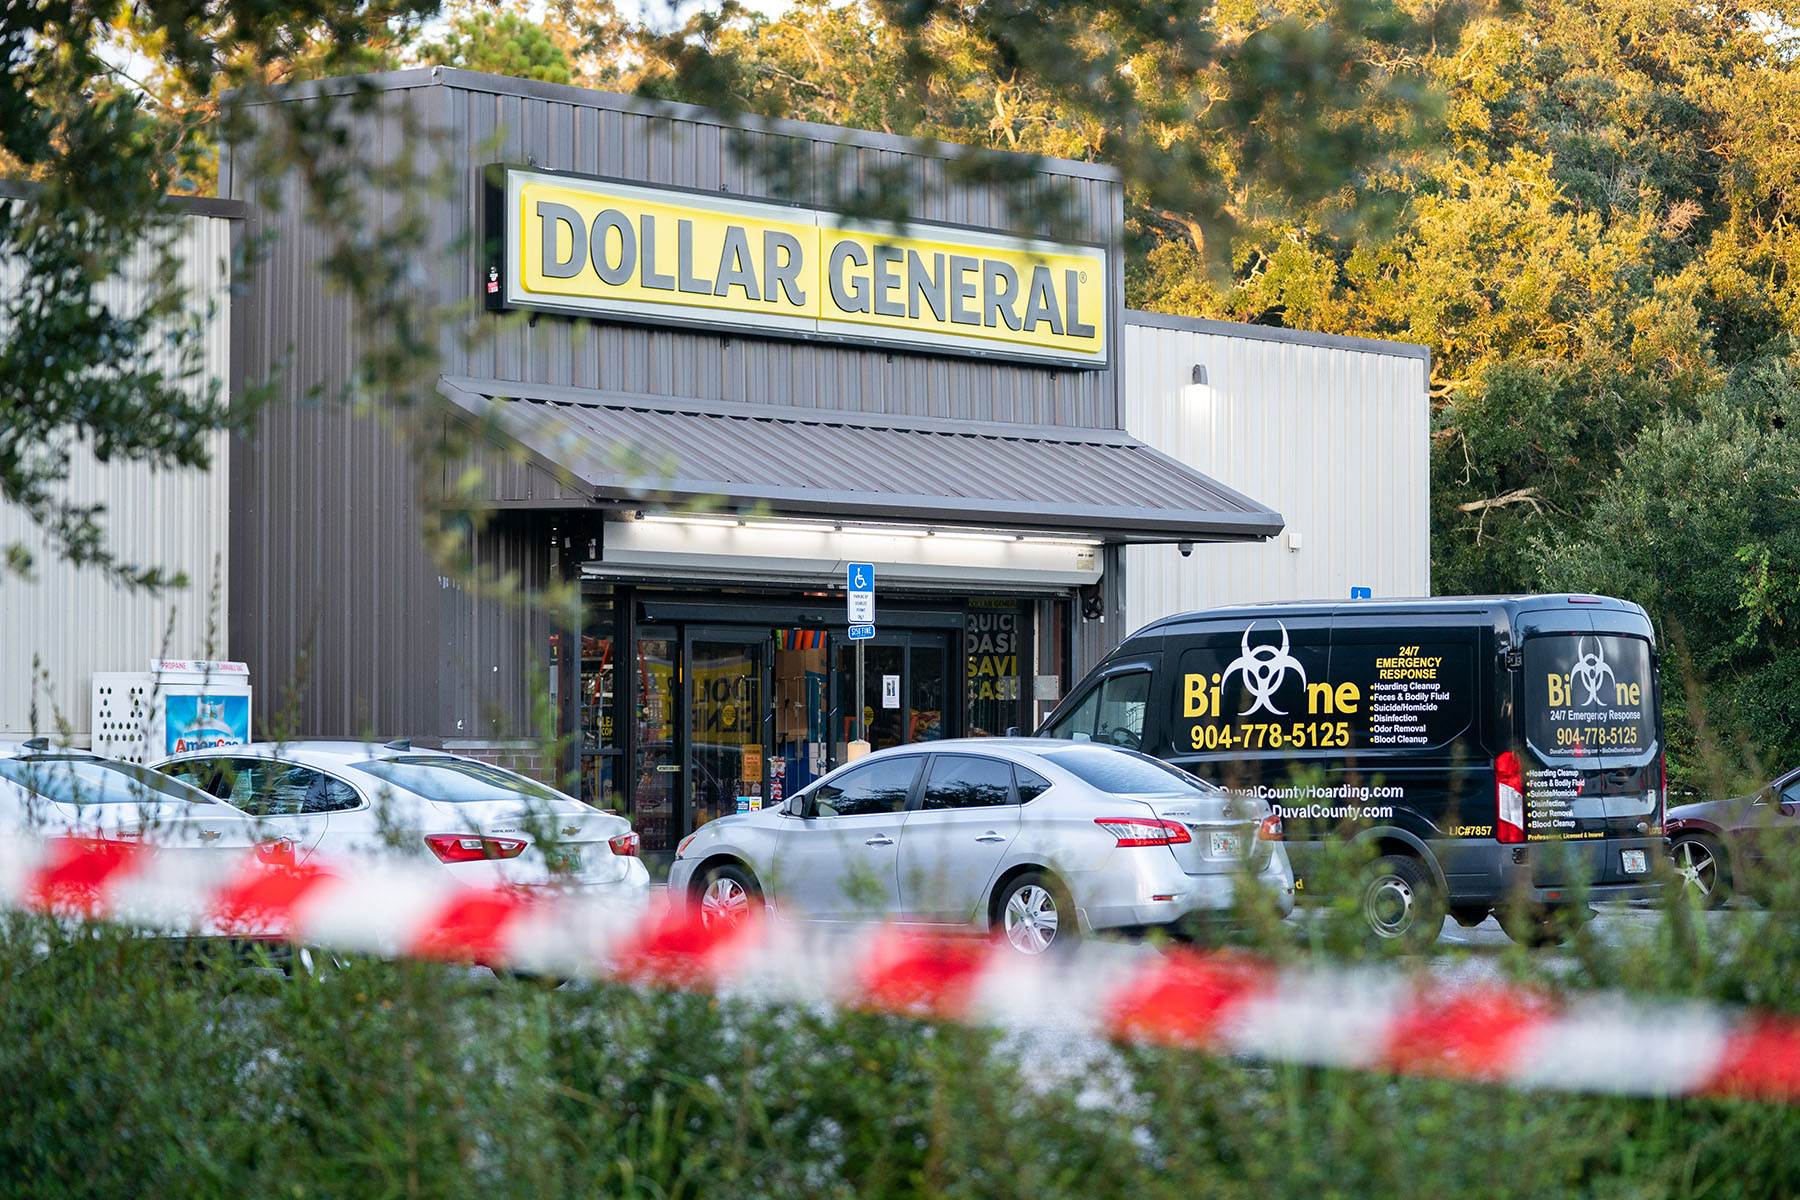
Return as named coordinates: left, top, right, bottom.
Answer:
left=1134, top=593, right=1648, bottom=636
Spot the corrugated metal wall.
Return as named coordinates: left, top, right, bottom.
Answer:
left=0, top=211, right=236, bottom=741
left=1118, top=314, right=1431, bottom=639
left=221, top=70, right=1128, bottom=743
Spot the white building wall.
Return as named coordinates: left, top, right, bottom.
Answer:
left=1120, top=313, right=1431, bottom=638
left=0, top=209, right=236, bottom=742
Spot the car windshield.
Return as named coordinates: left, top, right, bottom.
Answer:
left=350, top=756, right=569, bottom=804
left=1040, top=746, right=1216, bottom=796
left=0, top=756, right=215, bottom=806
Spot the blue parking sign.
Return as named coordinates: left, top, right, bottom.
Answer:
left=846, top=562, right=875, bottom=625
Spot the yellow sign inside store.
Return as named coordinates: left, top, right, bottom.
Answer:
left=501, top=168, right=1109, bottom=367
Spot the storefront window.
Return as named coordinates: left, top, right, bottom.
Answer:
left=632, top=636, right=678, bottom=856
left=773, top=629, right=829, bottom=797
left=689, top=636, right=764, bottom=829
left=909, top=641, right=946, bottom=742
left=579, top=597, right=619, bottom=808
left=965, top=600, right=1021, bottom=737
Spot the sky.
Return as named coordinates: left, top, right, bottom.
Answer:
left=605, top=0, right=803, bottom=28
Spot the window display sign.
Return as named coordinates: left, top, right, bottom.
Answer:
left=486, top=166, right=1110, bottom=368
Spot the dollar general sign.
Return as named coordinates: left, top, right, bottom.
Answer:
left=486, top=167, right=1109, bottom=368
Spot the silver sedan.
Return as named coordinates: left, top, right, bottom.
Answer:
left=667, top=739, right=1294, bottom=954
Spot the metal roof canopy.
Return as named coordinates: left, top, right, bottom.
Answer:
left=437, top=377, right=1284, bottom=544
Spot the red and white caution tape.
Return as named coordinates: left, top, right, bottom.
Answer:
left=5, top=835, right=1799, bottom=1103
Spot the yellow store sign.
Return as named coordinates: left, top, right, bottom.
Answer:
left=488, top=167, right=1109, bottom=368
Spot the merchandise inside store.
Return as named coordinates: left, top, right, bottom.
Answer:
left=554, top=584, right=1070, bottom=868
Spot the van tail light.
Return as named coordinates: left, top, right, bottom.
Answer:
left=1095, top=817, right=1192, bottom=847
left=1257, top=813, right=1284, bottom=841
left=1495, top=751, right=1525, bottom=844
left=608, top=831, right=640, bottom=857
left=1655, top=753, right=1666, bottom=835
left=425, top=834, right=527, bottom=863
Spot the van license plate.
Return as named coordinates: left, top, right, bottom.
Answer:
left=1210, top=831, right=1244, bottom=858
left=1622, top=849, right=1648, bottom=875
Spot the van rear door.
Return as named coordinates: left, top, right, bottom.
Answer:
left=1520, top=627, right=1660, bottom=881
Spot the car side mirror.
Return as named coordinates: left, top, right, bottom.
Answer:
left=1782, top=802, right=1796, bottom=818
left=1005, top=726, right=1021, bottom=737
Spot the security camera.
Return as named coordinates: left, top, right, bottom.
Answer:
left=1178, top=541, right=1193, bottom=558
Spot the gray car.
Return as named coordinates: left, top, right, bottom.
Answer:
left=667, top=738, right=1295, bottom=953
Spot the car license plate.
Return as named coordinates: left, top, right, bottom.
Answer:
left=1209, top=831, right=1244, bottom=858
left=549, top=849, right=583, bottom=874
left=1622, top=849, right=1648, bottom=875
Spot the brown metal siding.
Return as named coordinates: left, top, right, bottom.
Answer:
left=225, top=70, right=1127, bottom=741
left=437, top=513, right=555, bottom=741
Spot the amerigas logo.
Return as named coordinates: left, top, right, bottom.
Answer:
left=1222, top=622, right=1307, bottom=716
left=1549, top=636, right=1616, bottom=708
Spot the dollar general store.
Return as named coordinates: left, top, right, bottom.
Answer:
left=3, top=68, right=1432, bottom=868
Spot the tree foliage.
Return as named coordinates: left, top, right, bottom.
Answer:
left=419, top=7, right=574, bottom=84
left=0, top=0, right=436, bottom=585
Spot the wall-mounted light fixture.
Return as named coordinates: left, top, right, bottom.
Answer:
left=1191, top=363, right=1208, bottom=385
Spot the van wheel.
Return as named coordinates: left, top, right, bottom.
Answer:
left=1360, top=855, right=1442, bottom=948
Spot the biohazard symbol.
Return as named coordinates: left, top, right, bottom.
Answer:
left=1222, top=622, right=1307, bottom=717
left=1568, top=637, right=1615, bottom=708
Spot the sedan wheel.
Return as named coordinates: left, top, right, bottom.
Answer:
left=1672, top=836, right=1728, bottom=909
left=697, top=864, right=759, bottom=931
left=998, top=872, right=1075, bottom=955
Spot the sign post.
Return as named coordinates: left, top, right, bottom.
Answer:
left=846, top=563, right=875, bottom=757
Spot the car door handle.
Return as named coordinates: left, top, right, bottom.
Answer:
left=864, top=835, right=895, bottom=847
left=974, top=832, right=1007, bottom=843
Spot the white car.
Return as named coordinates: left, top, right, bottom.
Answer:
left=152, top=741, right=650, bottom=903
left=0, top=739, right=259, bottom=849
left=668, top=739, right=1295, bottom=954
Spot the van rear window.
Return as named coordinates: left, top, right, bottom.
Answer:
left=1524, top=635, right=1656, bottom=760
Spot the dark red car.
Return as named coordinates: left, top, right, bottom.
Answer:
left=1664, top=767, right=1800, bottom=908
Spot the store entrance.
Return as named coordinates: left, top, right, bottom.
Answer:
left=685, top=628, right=766, bottom=835
left=573, top=588, right=1066, bottom=871
left=833, top=631, right=950, bottom=752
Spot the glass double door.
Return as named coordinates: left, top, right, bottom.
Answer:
left=652, top=625, right=951, bottom=857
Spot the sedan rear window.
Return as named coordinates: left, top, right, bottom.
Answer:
left=351, top=756, right=568, bottom=804
left=1041, top=746, right=1216, bottom=796
left=0, top=757, right=214, bottom=806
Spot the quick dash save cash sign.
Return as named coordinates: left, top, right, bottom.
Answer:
left=489, top=167, right=1109, bottom=368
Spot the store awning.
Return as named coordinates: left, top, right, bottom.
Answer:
left=438, top=377, right=1283, bottom=544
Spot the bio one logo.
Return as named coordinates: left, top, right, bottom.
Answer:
left=1184, top=622, right=1361, bottom=719
left=1546, top=637, right=1642, bottom=708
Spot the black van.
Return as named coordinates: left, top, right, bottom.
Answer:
left=1039, top=594, right=1665, bottom=945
